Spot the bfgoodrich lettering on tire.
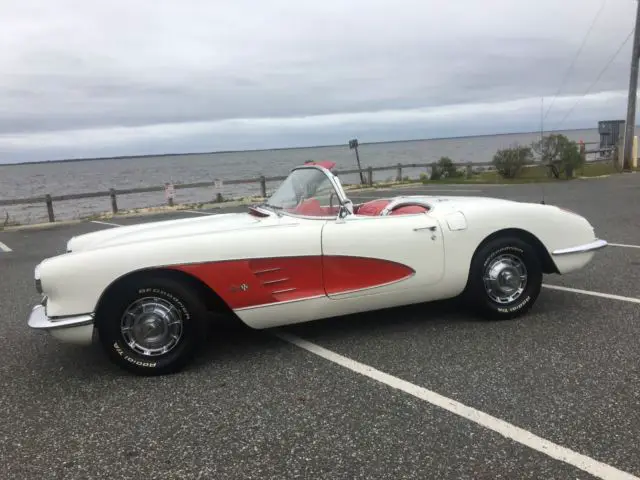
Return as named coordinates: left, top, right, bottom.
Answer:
left=96, top=275, right=209, bottom=376
left=465, top=236, right=542, bottom=320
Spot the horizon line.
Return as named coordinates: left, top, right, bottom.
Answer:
left=0, top=124, right=611, bottom=166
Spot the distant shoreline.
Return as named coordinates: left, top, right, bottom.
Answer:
left=1, top=125, right=596, bottom=167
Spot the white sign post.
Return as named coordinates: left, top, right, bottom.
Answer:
left=165, top=183, right=175, bottom=206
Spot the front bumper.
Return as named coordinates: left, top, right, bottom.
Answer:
left=552, top=238, right=608, bottom=255
left=28, top=304, right=95, bottom=346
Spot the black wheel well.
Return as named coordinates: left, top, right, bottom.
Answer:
left=94, top=268, right=241, bottom=324
left=474, top=228, right=559, bottom=274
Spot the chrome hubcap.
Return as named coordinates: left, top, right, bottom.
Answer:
left=483, top=254, right=528, bottom=304
left=120, top=297, right=184, bottom=357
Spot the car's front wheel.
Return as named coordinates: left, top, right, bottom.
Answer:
left=96, top=275, right=209, bottom=376
left=465, top=236, right=543, bottom=320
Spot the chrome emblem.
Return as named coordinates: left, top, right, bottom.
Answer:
left=231, top=283, right=249, bottom=292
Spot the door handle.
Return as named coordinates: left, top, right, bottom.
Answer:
left=414, top=226, right=437, bottom=232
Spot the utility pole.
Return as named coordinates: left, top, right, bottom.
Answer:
left=623, top=0, right=640, bottom=171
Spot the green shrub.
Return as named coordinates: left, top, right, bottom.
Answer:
left=492, top=145, right=533, bottom=179
left=439, top=156, right=463, bottom=177
left=532, top=133, right=585, bottom=179
left=429, top=156, right=463, bottom=180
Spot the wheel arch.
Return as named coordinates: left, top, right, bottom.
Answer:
left=471, top=228, right=559, bottom=275
left=93, top=267, right=243, bottom=326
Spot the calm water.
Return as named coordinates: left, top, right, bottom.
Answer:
left=0, top=128, right=600, bottom=225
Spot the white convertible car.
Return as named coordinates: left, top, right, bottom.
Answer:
left=28, top=161, right=607, bottom=375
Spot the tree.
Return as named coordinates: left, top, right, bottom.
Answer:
left=532, top=134, right=584, bottom=179
left=492, top=145, right=533, bottom=179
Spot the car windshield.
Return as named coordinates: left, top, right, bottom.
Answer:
left=263, top=167, right=343, bottom=217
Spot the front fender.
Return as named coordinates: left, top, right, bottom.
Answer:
left=37, top=221, right=324, bottom=317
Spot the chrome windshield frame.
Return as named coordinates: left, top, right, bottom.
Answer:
left=260, top=164, right=352, bottom=220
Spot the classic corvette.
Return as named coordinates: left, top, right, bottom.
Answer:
left=28, top=161, right=607, bottom=375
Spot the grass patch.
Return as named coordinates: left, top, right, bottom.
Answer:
left=576, top=162, right=623, bottom=177
left=342, top=161, right=632, bottom=189
left=418, top=162, right=627, bottom=185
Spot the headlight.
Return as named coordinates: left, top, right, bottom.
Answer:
left=34, top=263, right=42, bottom=294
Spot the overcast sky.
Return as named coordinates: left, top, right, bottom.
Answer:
left=0, top=0, right=637, bottom=163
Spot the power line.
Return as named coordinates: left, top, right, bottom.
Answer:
left=554, top=27, right=635, bottom=131
left=544, top=0, right=608, bottom=121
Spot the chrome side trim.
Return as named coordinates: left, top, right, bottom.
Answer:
left=27, top=304, right=94, bottom=331
left=272, top=287, right=297, bottom=294
left=253, top=267, right=281, bottom=274
left=327, top=272, right=417, bottom=297
left=234, top=294, right=327, bottom=311
left=552, top=239, right=608, bottom=255
left=262, top=278, right=289, bottom=285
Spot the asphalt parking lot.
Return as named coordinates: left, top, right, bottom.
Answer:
left=1, top=174, right=639, bottom=479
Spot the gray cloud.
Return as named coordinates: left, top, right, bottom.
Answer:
left=0, top=0, right=637, bottom=162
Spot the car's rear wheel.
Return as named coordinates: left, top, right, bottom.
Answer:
left=465, top=236, right=542, bottom=320
left=96, top=275, right=209, bottom=376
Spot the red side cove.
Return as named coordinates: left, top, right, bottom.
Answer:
left=322, top=256, right=415, bottom=295
left=170, top=256, right=414, bottom=309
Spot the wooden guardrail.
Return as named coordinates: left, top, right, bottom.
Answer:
left=0, top=154, right=612, bottom=223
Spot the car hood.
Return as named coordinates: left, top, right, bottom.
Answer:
left=66, top=211, right=280, bottom=252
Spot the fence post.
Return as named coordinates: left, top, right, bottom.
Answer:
left=396, top=163, right=402, bottom=182
left=367, top=166, right=373, bottom=186
left=45, top=194, right=54, bottom=222
left=110, top=189, right=118, bottom=214
left=259, top=176, right=267, bottom=197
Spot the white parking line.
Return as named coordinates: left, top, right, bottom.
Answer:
left=542, top=284, right=640, bottom=304
left=275, top=332, right=639, bottom=480
left=90, top=220, right=123, bottom=227
left=180, top=210, right=215, bottom=215
left=609, top=242, right=640, bottom=249
left=0, top=241, right=12, bottom=252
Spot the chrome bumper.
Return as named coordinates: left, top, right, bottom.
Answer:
left=552, top=239, right=608, bottom=256
left=27, top=304, right=94, bottom=331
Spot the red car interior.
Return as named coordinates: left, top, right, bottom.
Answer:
left=355, top=199, right=429, bottom=216
left=289, top=198, right=430, bottom=217
left=291, top=198, right=340, bottom=216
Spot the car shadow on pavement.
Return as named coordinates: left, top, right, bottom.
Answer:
left=190, top=297, right=486, bottom=371
left=274, top=297, right=490, bottom=339
left=27, top=293, right=560, bottom=378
